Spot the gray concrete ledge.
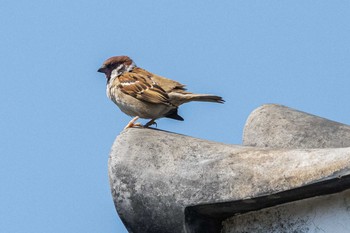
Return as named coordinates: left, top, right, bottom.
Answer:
left=109, top=125, right=350, bottom=232
left=243, top=104, right=350, bottom=149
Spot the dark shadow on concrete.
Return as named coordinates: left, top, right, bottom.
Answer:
left=185, top=174, right=350, bottom=233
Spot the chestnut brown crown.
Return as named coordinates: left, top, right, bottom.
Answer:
left=97, top=55, right=134, bottom=77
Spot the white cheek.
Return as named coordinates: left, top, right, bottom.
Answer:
left=110, top=62, right=136, bottom=81
left=127, top=62, right=136, bottom=71
left=110, top=69, right=120, bottom=80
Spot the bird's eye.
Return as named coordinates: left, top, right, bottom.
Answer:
left=109, top=63, right=119, bottom=69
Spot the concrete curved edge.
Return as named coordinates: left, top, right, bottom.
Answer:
left=108, top=126, right=350, bottom=233
left=243, top=104, right=350, bottom=149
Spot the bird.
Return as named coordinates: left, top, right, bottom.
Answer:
left=97, top=55, right=224, bottom=129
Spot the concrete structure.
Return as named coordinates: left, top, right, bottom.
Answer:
left=222, top=189, right=350, bottom=233
left=108, top=104, right=350, bottom=233
left=243, top=104, right=350, bottom=149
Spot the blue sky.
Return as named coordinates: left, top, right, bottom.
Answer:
left=1, top=1, right=350, bottom=233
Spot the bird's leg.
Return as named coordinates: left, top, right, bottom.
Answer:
left=144, top=119, right=157, bottom=128
left=124, top=116, right=143, bottom=129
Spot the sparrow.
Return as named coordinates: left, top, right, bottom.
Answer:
left=97, top=56, right=224, bottom=129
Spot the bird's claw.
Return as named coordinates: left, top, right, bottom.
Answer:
left=144, top=119, right=157, bottom=128
left=124, top=117, right=158, bottom=129
left=124, top=116, right=143, bottom=130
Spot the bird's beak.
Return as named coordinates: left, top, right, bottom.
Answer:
left=97, top=66, right=107, bottom=73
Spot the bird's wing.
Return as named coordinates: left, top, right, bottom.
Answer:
left=133, top=68, right=188, bottom=93
left=118, top=72, right=171, bottom=105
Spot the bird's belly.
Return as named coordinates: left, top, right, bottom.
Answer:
left=107, top=87, right=172, bottom=119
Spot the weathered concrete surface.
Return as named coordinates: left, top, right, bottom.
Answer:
left=243, top=104, right=350, bottom=149
left=109, top=128, right=350, bottom=233
left=222, top=189, right=350, bottom=233
left=220, top=104, right=350, bottom=233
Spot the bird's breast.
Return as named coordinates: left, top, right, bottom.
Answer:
left=106, top=84, right=173, bottom=119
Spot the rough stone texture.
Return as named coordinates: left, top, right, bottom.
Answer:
left=221, top=104, right=350, bottom=233
left=222, top=189, right=350, bottom=233
left=243, top=104, right=350, bottom=149
left=109, top=127, right=350, bottom=233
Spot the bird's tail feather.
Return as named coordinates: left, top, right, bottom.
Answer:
left=165, top=108, right=184, bottom=121
left=168, top=93, right=225, bottom=106
left=188, top=94, right=225, bottom=103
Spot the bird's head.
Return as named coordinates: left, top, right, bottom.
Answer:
left=97, top=55, right=136, bottom=81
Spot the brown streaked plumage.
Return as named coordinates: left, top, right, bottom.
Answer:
left=97, top=55, right=224, bottom=129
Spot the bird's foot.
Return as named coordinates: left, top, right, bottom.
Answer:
left=124, top=116, right=143, bottom=130
left=144, top=119, right=157, bottom=128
